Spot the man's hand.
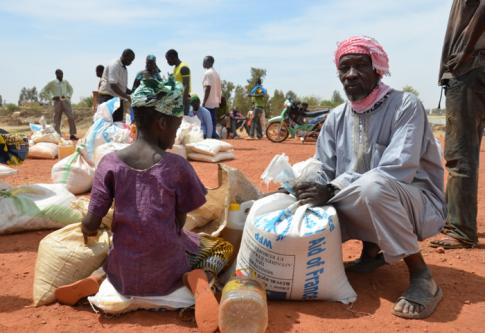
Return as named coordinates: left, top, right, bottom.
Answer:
left=294, top=182, right=332, bottom=206
left=448, top=50, right=473, bottom=73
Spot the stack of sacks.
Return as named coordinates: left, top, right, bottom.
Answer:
left=29, top=122, right=62, bottom=159
left=51, top=144, right=95, bottom=195
left=83, top=97, right=132, bottom=164
left=0, top=183, right=80, bottom=234
left=186, top=139, right=235, bottom=163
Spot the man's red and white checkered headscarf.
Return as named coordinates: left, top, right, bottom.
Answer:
left=335, top=36, right=390, bottom=77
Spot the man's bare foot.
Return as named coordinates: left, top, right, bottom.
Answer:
left=392, top=269, right=442, bottom=319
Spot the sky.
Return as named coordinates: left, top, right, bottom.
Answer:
left=0, top=0, right=453, bottom=109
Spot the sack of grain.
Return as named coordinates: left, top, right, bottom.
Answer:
left=236, top=193, right=357, bottom=303
left=51, top=145, right=95, bottom=195
left=28, top=142, right=58, bottom=159
left=0, top=183, right=79, bottom=234
left=32, top=222, right=111, bottom=306
left=186, top=139, right=233, bottom=156
left=188, top=151, right=235, bottom=163
left=88, top=278, right=194, bottom=314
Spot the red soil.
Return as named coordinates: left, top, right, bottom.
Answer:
left=1, top=138, right=485, bottom=333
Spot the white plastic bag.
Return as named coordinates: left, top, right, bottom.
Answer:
left=0, top=164, right=17, bottom=177
left=0, top=183, right=79, bottom=234
left=51, top=145, right=95, bottom=195
left=236, top=193, right=357, bottom=303
left=261, top=155, right=322, bottom=192
left=188, top=151, right=235, bottom=163
left=88, top=278, right=194, bottom=314
left=84, top=97, right=131, bottom=163
left=186, top=139, right=233, bottom=156
left=175, top=116, right=204, bottom=145
left=94, top=142, right=130, bottom=167
left=30, top=121, right=61, bottom=144
left=260, top=154, right=295, bottom=191
left=29, top=142, right=58, bottom=159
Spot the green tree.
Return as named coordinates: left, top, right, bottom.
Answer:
left=245, top=68, right=267, bottom=92
left=18, top=87, right=39, bottom=105
left=301, top=95, right=322, bottom=110
left=0, top=94, right=3, bottom=106
left=402, top=85, right=419, bottom=97
left=331, top=90, right=344, bottom=105
left=233, top=85, right=251, bottom=115
left=77, top=96, right=93, bottom=108
left=270, top=89, right=286, bottom=116
left=221, top=80, right=235, bottom=109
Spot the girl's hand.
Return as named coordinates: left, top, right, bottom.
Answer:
left=82, top=225, right=98, bottom=244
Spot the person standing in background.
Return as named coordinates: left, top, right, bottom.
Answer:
left=132, top=54, right=163, bottom=91
left=165, top=49, right=191, bottom=115
left=41, top=69, right=78, bottom=140
left=248, top=78, right=267, bottom=139
left=98, top=49, right=135, bottom=122
left=430, top=0, right=485, bottom=249
left=202, top=56, right=222, bottom=139
left=93, top=64, right=105, bottom=111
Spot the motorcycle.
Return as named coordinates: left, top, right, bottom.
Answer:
left=265, top=100, right=329, bottom=143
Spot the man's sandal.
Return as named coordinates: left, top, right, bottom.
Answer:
left=429, top=237, right=475, bottom=249
left=392, top=278, right=443, bottom=319
left=184, top=269, right=219, bottom=333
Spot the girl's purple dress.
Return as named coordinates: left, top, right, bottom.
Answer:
left=88, top=152, right=207, bottom=296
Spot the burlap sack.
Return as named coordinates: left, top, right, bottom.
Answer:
left=184, top=164, right=260, bottom=236
left=32, top=222, right=111, bottom=306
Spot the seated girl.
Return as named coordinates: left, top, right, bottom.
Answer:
left=55, top=78, right=232, bottom=333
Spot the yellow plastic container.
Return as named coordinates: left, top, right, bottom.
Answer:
left=219, top=276, right=268, bottom=333
left=58, top=143, right=76, bottom=159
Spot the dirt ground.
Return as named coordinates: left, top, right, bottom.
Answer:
left=1, top=138, right=485, bottom=333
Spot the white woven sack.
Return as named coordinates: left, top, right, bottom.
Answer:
left=29, top=142, right=58, bottom=159
left=188, top=151, right=235, bottom=163
left=0, top=183, right=78, bottom=234
left=236, top=193, right=357, bottom=304
left=186, top=139, right=233, bottom=156
left=0, top=164, right=17, bottom=178
left=94, top=142, right=130, bottom=168
left=51, top=145, right=95, bottom=195
left=88, top=278, right=194, bottom=314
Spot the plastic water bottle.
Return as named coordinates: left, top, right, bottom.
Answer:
left=219, top=276, right=268, bottom=333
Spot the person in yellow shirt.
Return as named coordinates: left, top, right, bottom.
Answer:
left=165, top=49, right=191, bottom=115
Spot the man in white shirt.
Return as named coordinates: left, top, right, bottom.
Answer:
left=98, top=49, right=135, bottom=122
left=202, top=56, right=222, bottom=138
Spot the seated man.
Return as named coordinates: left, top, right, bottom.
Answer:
left=229, top=108, right=249, bottom=138
left=189, top=95, right=213, bottom=139
left=294, top=36, right=445, bottom=319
